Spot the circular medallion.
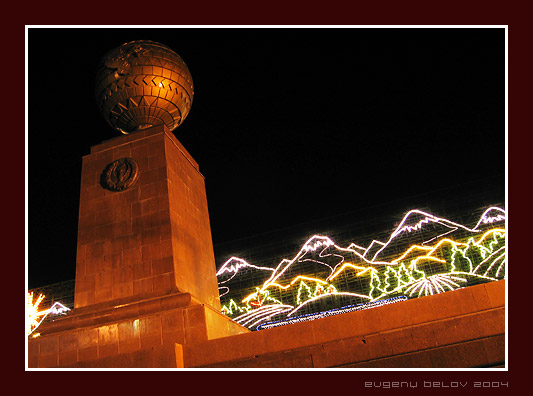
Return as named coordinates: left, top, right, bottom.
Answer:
left=101, top=157, right=139, bottom=191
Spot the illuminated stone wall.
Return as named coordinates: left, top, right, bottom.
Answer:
left=186, top=280, right=505, bottom=368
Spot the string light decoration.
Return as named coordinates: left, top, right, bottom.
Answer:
left=27, top=291, right=70, bottom=337
left=217, top=206, right=506, bottom=330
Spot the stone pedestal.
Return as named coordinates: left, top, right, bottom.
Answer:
left=28, top=125, right=248, bottom=368
left=74, top=125, right=220, bottom=309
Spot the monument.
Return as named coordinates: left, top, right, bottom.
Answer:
left=77, top=40, right=221, bottom=309
left=28, top=40, right=505, bottom=369
left=28, top=40, right=248, bottom=368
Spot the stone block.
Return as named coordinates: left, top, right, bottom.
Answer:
left=365, top=333, right=395, bottom=360
left=133, top=277, right=154, bottom=295
left=77, top=327, right=97, bottom=348
left=112, top=145, right=132, bottom=160
left=386, top=327, right=417, bottom=356
left=162, top=330, right=185, bottom=347
left=429, top=345, right=462, bottom=367
left=112, top=266, right=133, bottom=284
left=152, top=256, right=174, bottom=276
left=161, top=310, right=184, bottom=333
left=139, top=315, right=161, bottom=337
left=310, top=311, right=345, bottom=344
left=118, top=339, right=141, bottom=355
left=39, top=335, right=58, bottom=356
left=184, top=323, right=208, bottom=344
left=482, top=334, right=505, bottom=365
left=350, top=303, right=385, bottom=335
left=289, top=354, right=314, bottom=368
left=38, top=353, right=58, bottom=368
left=94, top=287, right=113, bottom=304
left=430, top=317, right=463, bottom=346
left=263, top=319, right=314, bottom=353
left=485, top=280, right=505, bottom=308
left=160, top=239, right=173, bottom=257
left=152, top=273, right=174, bottom=294
left=98, top=324, right=118, bottom=346
left=455, top=339, right=489, bottom=367
left=141, top=225, right=161, bottom=245
left=118, top=319, right=140, bottom=342
left=369, top=350, right=433, bottom=368
left=114, top=281, right=134, bottom=299
left=95, top=271, right=113, bottom=289
left=313, top=339, right=365, bottom=368
left=28, top=342, right=39, bottom=368
left=410, top=323, right=438, bottom=350
left=140, top=182, right=160, bottom=201
left=98, top=343, right=119, bottom=358
left=377, top=300, right=416, bottom=331
left=132, top=261, right=151, bottom=280
left=140, top=334, right=162, bottom=350
left=59, top=332, right=78, bottom=352
left=78, top=346, right=98, bottom=362
left=153, top=346, right=177, bottom=368
left=76, top=275, right=95, bottom=292
left=142, top=242, right=161, bottom=262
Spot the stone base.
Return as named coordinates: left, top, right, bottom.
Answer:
left=185, top=280, right=505, bottom=368
left=28, top=281, right=505, bottom=368
left=28, top=291, right=248, bottom=368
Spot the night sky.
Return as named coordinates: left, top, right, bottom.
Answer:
left=27, top=27, right=505, bottom=289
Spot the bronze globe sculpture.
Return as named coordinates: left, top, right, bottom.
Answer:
left=95, top=40, right=194, bottom=134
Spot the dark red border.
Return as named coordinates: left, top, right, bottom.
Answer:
left=14, top=0, right=528, bottom=392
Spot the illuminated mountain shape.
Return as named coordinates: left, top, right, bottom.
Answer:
left=216, top=206, right=506, bottom=331
left=347, top=243, right=367, bottom=256
left=263, top=235, right=376, bottom=290
left=217, top=257, right=275, bottom=297
left=473, top=206, right=506, bottom=230
left=391, top=244, right=434, bottom=264
left=370, top=209, right=478, bottom=262
left=217, top=257, right=274, bottom=282
left=363, top=240, right=385, bottom=260
left=262, top=236, right=336, bottom=289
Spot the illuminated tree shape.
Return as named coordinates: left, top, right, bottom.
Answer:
left=397, top=263, right=412, bottom=286
left=476, top=231, right=504, bottom=254
left=369, top=270, right=384, bottom=299
left=466, top=239, right=483, bottom=261
left=450, top=245, right=473, bottom=273
left=489, top=231, right=505, bottom=251
left=221, top=299, right=249, bottom=316
left=259, top=288, right=282, bottom=306
left=383, top=266, right=399, bottom=293
left=296, top=281, right=313, bottom=305
left=465, top=238, right=490, bottom=270
left=407, top=261, right=425, bottom=280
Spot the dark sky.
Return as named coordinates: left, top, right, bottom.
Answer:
left=27, top=27, right=505, bottom=289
